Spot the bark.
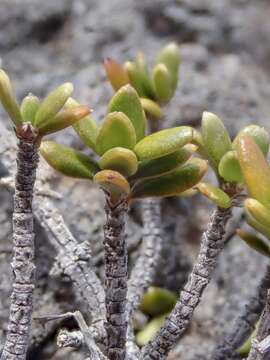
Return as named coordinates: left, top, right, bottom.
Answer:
left=103, top=197, right=129, bottom=360
left=140, top=206, right=232, bottom=360
left=212, top=265, right=270, bottom=360
left=127, top=198, right=163, bottom=316
left=1, top=124, right=39, bottom=360
left=247, top=290, right=270, bottom=360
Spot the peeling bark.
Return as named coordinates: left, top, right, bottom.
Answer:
left=212, top=265, right=270, bottom=360
left=140, top=206, right=232, bottom=360
left=1, top=124, right=39, bottom=360
left=104, top=197, right=129, bottom=360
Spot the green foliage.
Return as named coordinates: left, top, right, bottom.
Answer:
left=20, top=94, right=40, bottom=124
left=236, top=229, right=270, bottom=257
left=233, top=124, right=269, bottom=156
left=99, top=147, right=138, bottom=177
left=104, top=57, right=130, bottom=91
left=96, top=111, right=136, bottom=155
left=0, top=69, right=22, bottom=127
left=134, top=126, right=193, bottom=161
left=140, top=98, right=163, bottom=119
left=196, top=182, right=232, bottom=208
left=40, top=141, right=99, bottom=179
left=136, top=314, right=167, bottom=347
left=152, top=64, right=173, bottom=103
left=108, top=84, right=146, bottom=141
left=218, top=150, right=243, bottom=183
left=140, top=287, right=177, bottom=317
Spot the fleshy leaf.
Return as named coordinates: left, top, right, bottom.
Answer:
left=233, top=125, right=269, bottom=156
left=132, top=158, right=207, bottom=198
left=20, top=93, right=40, bottom=125
left=108, top=84, right=146, bottom=141
left=35, top=82, right=73, bottom=127
left=99, top=147, right=138, bottom=177
left=201, top=112, right=232, bottom=169
left=236, top=135, right=270, bottom=209
left=140, top=287, right=177, bottom=317
left=124, top=61, right=146, bottom=97
left=65, top=97, right=98, bottom=151
left=40, top=141, right=99, bottom=179
left=0, top=69, right=22, bottom=127
left=236, top=229, right=270, bottom=257
left=104, top=57, right=129, bottom=91
left=134, top=126, right=193, bottom=161
left=196, top=182, right=232, bottom=208
left=134, top=147, right=192, bottom=179
left=94, top=169, right=130, bottom=204
left=96, top=112, right=136, bottom=155
left=245, top=209, right=270, bottom=240
left=140, top=98, right=163, bottom=119
left=156, top=42, right=180, bottom=91
left=136, top=314, right=167, bottom=347
left=218, top=150, right=243, bottom=183
left=245, top=199, right=270, bottom=234
left=38, top=106, right=91, bottom=136
left=135, top=52, right=156, bottom=98
left=152, top=64, right=173, bottom=103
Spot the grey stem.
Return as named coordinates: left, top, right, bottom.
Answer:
left=212, top=265, right=270, bottom=360
left=140, top=206, right=233, bottom=360
left=104, top=196, right=129, bottom=360
left=128, top=198, right=163, bottom=316
left=1, top=124, right=39, bottom=360
left=247, top=289, right=270, bottom=360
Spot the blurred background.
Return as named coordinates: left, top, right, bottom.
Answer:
left=1, top=0, right=270, bottom=359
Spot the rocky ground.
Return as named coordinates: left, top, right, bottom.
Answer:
left=1, top=0, right=270, bottom=359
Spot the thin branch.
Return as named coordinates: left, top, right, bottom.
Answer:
left=103, top=196, right=129, bottom=360
left=128, top=198, right=163, bottom=315
left=212, top=265, right=270, bottom=360
left=1, top=124, right=39, bottom=360
left=35, top=311, right=107, bottom=360
left=247, top=290, right=270, bottom=360
left=140, top=206, right=233, bottom=360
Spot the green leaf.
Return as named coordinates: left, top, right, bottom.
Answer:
left=96, top=112, right=136, bottom=155
left=94, top=169, right=130, bottom=204
left=104, top=57, right=130, bottom=91
left=236, top=135, right=270, bottom=209
left=20, top=93, right=40, bottom=125
left=40, top=141, right=99, bottom=179
left=99, top=147, right=138, bottom=177
left=134, top=126, right=193, bottom=161
left=37, top=106, right=91, bottom=136
left=135, top=52, right=156, bottom=98
left=218, top=150, right=244, bottom=183
left=35, top=82, right=73, bottom=127
left=0, top=69, right=22, bottom=127
left=233, top=125, right=269, bottom=156
left=65, top=97, right=98, bottom=151
left=140, top=287, right=177, bottom=317
left=136, top=314, right=167, bottom=347
left=132, top=158, right=207, bottom=198
left=152, top=64, right=173, bottom=104
left=156, top=42, right=180, bottom=91
left=135, top=147, right=192, bottom=179
left=196, top=182, right=232, bottom=208
left=140, top=98, right=163, bottom=119
left=124, top=61, right=146, bottom=97
left=236, top=229, right=270, bottom=257
left=245, top=198, right=270, bottom=234
left=201, top=112, right=232, bottom=169
left=108, top=84, right=146, bottom=141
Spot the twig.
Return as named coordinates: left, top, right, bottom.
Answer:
left=247, top=290, right=270, bottom=360
left=35, top=311, right=107, bottom=360
left=212, top=265, right=270, bottom=360
left=103, top=196, right=129, bottom=360
left=140, top=206, right=233, bottom=360
left=1, top=124, right=39, bottom=360
left=127, top=198, right=163, bottom=315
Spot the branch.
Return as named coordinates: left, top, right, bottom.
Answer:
left=247, top=289, right=270, bottom=360
left=127, top=198, right=163, bottom=316
left=212, top=265, right=270, bottom=360
left=1, top=125, right=39, bottom=360
left=140, top=206, right=233, bottom=360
